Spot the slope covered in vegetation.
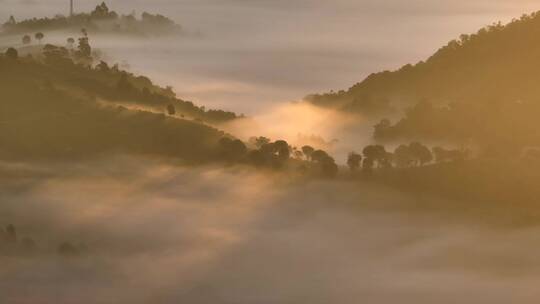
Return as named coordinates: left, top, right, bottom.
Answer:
left=0, top=51, right=228, bottom=163
left=7, top=36, right=238, bottom=124
left=307, top=11, right=540, bottom=115
left=0, top=45, right=339, bottom=175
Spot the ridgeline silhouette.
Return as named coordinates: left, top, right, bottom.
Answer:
left=1, top=2, right=182, bottom=36
left=307, top=11, right=540, bottom=117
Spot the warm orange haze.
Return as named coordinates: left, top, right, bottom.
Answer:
left=2, top=1, right=540, bottom=303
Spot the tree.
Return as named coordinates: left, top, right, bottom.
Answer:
left=249, top=136, right=270, bottom=148
left=302, top=145, right=315, bottom=161
left=363, top=145, right=384, bottom=159
left=409, top=142, right=433, bottom=166
left=6, top=15, right=16, bottom=25
left=311, top=149, right=329, bottom=163
left=362, top=157, right=374, bottom=176
left=96, top=60, right=110, bottom=72
left=311, top=149, right=338, bottom=177
left=362, top=144, right=387, bottom=167
left=77, top=36, right=92, bottom=58
left=320, top=157, right=338, bottom=177
left=247, top=150, right=265, bottom=166
left=67, top=37, right=75, bottom=48
left=117, top=73, right=133, bottom=92
left=91, top=2, right=117, bottom=19
left=347, top=152, right=362, bottom=172
left=219, top=137, right=247, bottom=162
left=394, top=144, right=413, bottom=168
left=35, top=32, right=44, bottom=44
left=22, top=35, right=31, bottom=45
left=5, top=47, right=18, bottom=60
left=273, top=140, right=290, bottom=161
left=167, top=104, right=176, bottom=116
left=42, top=44, right=70, bottom=65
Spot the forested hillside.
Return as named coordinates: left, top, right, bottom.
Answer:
left=0, top=50, right=228, bottom=162
left=307, top=11, right=540, bottom=116
left=0, top=45, right=338, bottom=175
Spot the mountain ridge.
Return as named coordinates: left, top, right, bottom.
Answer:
left=306, top=10, right=540, bottom=115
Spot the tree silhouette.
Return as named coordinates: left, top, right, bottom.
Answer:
left=22, top=35, right=31, bottom=45
left=167, top=104, right=176, bottom=116
left=117, top=73, right=133, bottom=92
left=250, top=136, right=270, bottom=148
left=347, top=152, right=362, bottom=172
left=363, top=145, right=387, bottom=167
left=311, top=149, right=329, bottom=163
left=362, top=157, right=374, bottom=176
left=67, top=37, right=75, bottom=48
left=302, top=145, right=315, bottom=161
left=273, top=140, right=290, bottom=161
left=77, top=36, right=92, bottom=59
left=5, top=47, right=18, bottom=60
left=90, top=2, right=118, bottom=19
left=394, top=144, right=413, bottom=168
left=96, top=61, right=110, bottom=72
left=311, top=149, right=338, bottom=177
left=409, top=142, right=433, bottom=166
left=6, top=15, right=16, bottom=25
left=219, top=137, right=247, bottom=162
left=35, top=32, right=44, bottom=44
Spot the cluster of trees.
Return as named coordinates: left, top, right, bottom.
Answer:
left=372, top=99, right=540, bottom=158
left=1, top=224, right=87, bottom=258
left=346, top=142, right=468, bottom=175
left=304, top=147, right=339, bottom=177
left=39, top=30, right=93, bottom=65
left=4, top=47, right=18, bottom=60
left=90, top=2, right=118, bottom=20
left=2, top=2, right=182, bottom=36
left=217, top=136, right=338, bottom=177
left=1, top=224, right=36, bottom=255
left=20, top=32, right=45, bottom=45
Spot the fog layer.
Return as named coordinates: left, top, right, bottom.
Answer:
left=2, top=158, right=540, bottom=303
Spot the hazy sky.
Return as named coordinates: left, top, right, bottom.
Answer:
left=1, top=0, right=539, bottom=113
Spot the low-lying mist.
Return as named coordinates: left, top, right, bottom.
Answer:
left=2, top=156, right=540, bottom=303
left=219, top=102, right=377, bottom=162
